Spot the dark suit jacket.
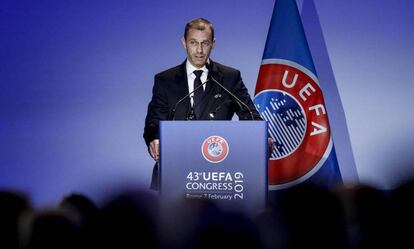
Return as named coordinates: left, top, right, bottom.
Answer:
left=143, top=59, right=261, bottom=189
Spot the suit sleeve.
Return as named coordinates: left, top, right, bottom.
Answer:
left=232, top=70, right=262, bottom=120
left=143, top=74, right=170, bottom=146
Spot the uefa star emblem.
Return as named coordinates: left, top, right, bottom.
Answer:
left=201, top=135, right=229, bottom=163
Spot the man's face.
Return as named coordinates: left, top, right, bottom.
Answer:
left=182, top=28, right=215, bottom=68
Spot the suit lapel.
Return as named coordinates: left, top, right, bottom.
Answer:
left=208, top=60, right=224, bottom=95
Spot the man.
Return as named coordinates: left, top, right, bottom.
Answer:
left=144, top=18, right=261, bottom=189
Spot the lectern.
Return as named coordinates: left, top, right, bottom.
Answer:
left=159, top=120, right=268, bottom=215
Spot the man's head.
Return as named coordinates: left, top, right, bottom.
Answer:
left=182, top=18, right=215, bottom=68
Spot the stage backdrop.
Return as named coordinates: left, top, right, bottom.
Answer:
left=1, top=0, right=413, bottom=206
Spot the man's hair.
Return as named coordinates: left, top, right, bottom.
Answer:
left=184, top=18, right=214, bottom=41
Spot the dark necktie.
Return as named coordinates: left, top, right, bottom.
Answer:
left=193, top=70, right=204, bottom=107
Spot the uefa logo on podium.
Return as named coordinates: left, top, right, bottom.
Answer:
left=201, top=135, right=229, bottom=163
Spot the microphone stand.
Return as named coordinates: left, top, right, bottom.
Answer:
left=210, top=76, right=255, bottom=120
left=208, top=99, right=241, bottom=119
left=170, top=79, right=208, bottom=120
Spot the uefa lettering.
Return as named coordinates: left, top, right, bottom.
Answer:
left=254, top=59, right=333, bottom=189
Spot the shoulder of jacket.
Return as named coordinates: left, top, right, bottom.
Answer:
left=155, top=62, right=185, bottom=79
left=212, top=61, right=240, bottom=75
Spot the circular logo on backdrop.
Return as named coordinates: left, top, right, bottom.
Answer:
left=202, top=136, right=229, bottom=163
left=255, top=90, right=307, bottom=159
left=254, top=59, right=332, bottom=189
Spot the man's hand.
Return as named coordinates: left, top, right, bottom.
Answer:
left=148, top=139, right=160, bottom=161
left=268, top=137, right=274, bottom=159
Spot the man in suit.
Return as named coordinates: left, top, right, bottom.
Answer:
left=144, top=18, right=261, bottom=189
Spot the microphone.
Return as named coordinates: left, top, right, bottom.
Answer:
left=209, top=75, right=255, bottom=120
left=170, top=76, right=208, bottom=120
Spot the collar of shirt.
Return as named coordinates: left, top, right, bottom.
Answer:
left=186, top=59, right=209, bottom=105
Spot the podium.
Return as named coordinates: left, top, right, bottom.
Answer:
left=160, top=121, right=268, bottom=215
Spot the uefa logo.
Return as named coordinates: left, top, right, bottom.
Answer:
left=201, top=135, right=229, bottom=163
left=254, top=59, right=332, bottom=189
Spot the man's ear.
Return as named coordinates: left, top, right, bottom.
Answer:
left=181, top=37, right=187, bottom=49
left=212, top=38, right=216, bottom=48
